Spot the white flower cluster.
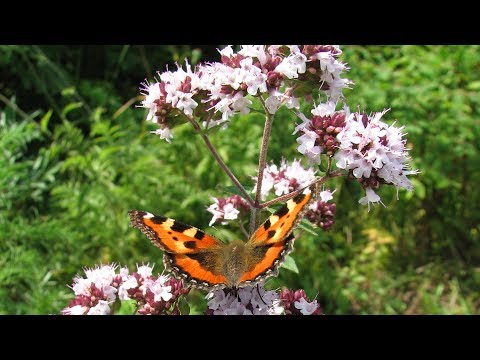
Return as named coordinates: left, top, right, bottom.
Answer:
left=117, top=265, right=172, bottom=303
left=294, top=101, right=345, bottom=164
left=253, top=158, right=316, bottom=201
left=294, top=102, right=418, bottom=209
left=206, top=194, right=249, bottom=226
left=334, top=110, right=419, bottom=210
left=62, top=264, right=182, bottom=315
left=278, top=288, right=322, bottom=315
left=206, top=282, right=284, bottom=315
left=140, top=45, right=351, bottom=142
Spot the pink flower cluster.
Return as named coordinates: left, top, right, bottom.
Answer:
left=140, top=45, right=351, bottom=141
left=207, top=159, right=316, bottom=226
left=62, top=264, right=188, bottom=315
left=206, top=194, right=250, bottom=226
left=279, top=288, right=322, bottom=315
left=205, top=282, right=284, bottom=315
left=253, top=158, right=316, bottom=201
left=334, top=109, right=418, bottom=210
left=306, top=189, right=337, bottom=230
left=295, top=101, right=346, bottom=163
left=205, top=282, right=321, bottom=315
left=296, top=103, right=418, bottom=209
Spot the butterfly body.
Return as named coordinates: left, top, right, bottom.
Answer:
left=129, top=184, right=315, bottom=290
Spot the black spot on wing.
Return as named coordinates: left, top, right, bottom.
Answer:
left=267, top=230, right=276, bottom=239
left=248, top=244, right=271, bottom=270
left=263, top=219, right=271, bottom=230
left=171, top=220, right=192, bottom=232
left=151, top=215, right=168, bottom=224
left=185, top=252, right=208, bottom=262
left=184, top=241, right=197, bottom=249
left=173, top=236, right=178, bottom=241
left=184, top=253, right=219, bottom=274
left=275, top=205, right=289, bottom=218
left=194, top=231, right=205, bottom=240
left=293, top=192, right=306, bottom=204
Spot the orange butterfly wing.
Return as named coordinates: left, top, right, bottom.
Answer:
left=239, top=186, right=314, bottom=285
left=129, top=210, right=228, bottom=289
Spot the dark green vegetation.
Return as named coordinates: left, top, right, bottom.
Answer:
left=1, top=45, right=479, bottom=314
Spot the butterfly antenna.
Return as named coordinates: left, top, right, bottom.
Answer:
left=256, top=284, right=268, bottom=305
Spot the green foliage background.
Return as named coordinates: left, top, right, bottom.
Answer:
left=1, top=45, right=478, bottom=314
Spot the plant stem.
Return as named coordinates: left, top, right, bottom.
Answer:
left=0, top=93, right=32, bottom=120
left=250, top=98, right=275, bottom=234
left=185, top=116, right=255, bottom=207
left=326, top=156, right=332, bottom=175
left=238, top=212, right=249, bottom=240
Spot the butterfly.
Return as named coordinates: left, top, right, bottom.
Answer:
left=129, top=184, right=316, bottom=291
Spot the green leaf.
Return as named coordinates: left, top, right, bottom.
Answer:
left=61, top=102, right=83, bottom=117
left=467, top=80, right=480, bottom=91
left=115, top=299, right=137, bottom=315
left=281, top=255, right=299, bottom=274
left=61, top=87, right=76, bottom=97
left=177, top=297, right=190, bottom=315
left=298, top=218, right=319, bottom=236
left=40, top=109, right=53, bottom=133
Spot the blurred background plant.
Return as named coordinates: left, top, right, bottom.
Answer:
left=0, top=45, right=478, bottom=314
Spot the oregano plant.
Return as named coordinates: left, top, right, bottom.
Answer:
left=62, top=45, right=417, bottom=315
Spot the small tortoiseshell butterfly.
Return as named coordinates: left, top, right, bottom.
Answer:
left=129, top=184, right=316, bottom=290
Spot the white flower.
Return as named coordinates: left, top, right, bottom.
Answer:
left=265, top=94, right=282, bottom=114
left=72, top=264, right=118, bottom=301
left=265, top=90, right=300, bottom=115
left=334, top=109, right=418, bottom=207
left=140, top=82, right=161, bottom=122
left=319, top=189, right=334, bottom=203
left=294, top=298, right=319, bottom=315
left=206, top=199, right=240, bottom=226
left=136, top=264, right=153, bottom=279
left=207, top=289, right=229, bottom=310
left=253, top=159, right=316, bottom=201
left=325, top=76, right=353, bottom=101
left=358, top=187, right=385, bottom=211
left=62, top=305, right=88, bottom=315
left=239, top=57, right=267, bottom=95
left=285, top=159, right=316, bottom=188
left=218, top=45, right=234, bottom=58
left=239, top=45, right=268, bottom=66
left=150, top=127, right=173, bottom=143
left=119, top=266, right=130, bottom=281
left=222, top=304, right=253, bottom=315
left=296, top=130, right=323, bottom=165
left=275, top=52, right=307, bottom=79
left=311, top=101, right=337, bottom=117
left=118, top=275, right=138, bottom=301
left=206, top=282, right=283, bottom=315
left=223, top=203, right=240, bottom=220
left=174, top=92, right=198, bottom=116
left=87, top=300, right=111, bottom=315
left=231, top=92, right=252, bottom=114
left=148, top=277, right=173, bottom=302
